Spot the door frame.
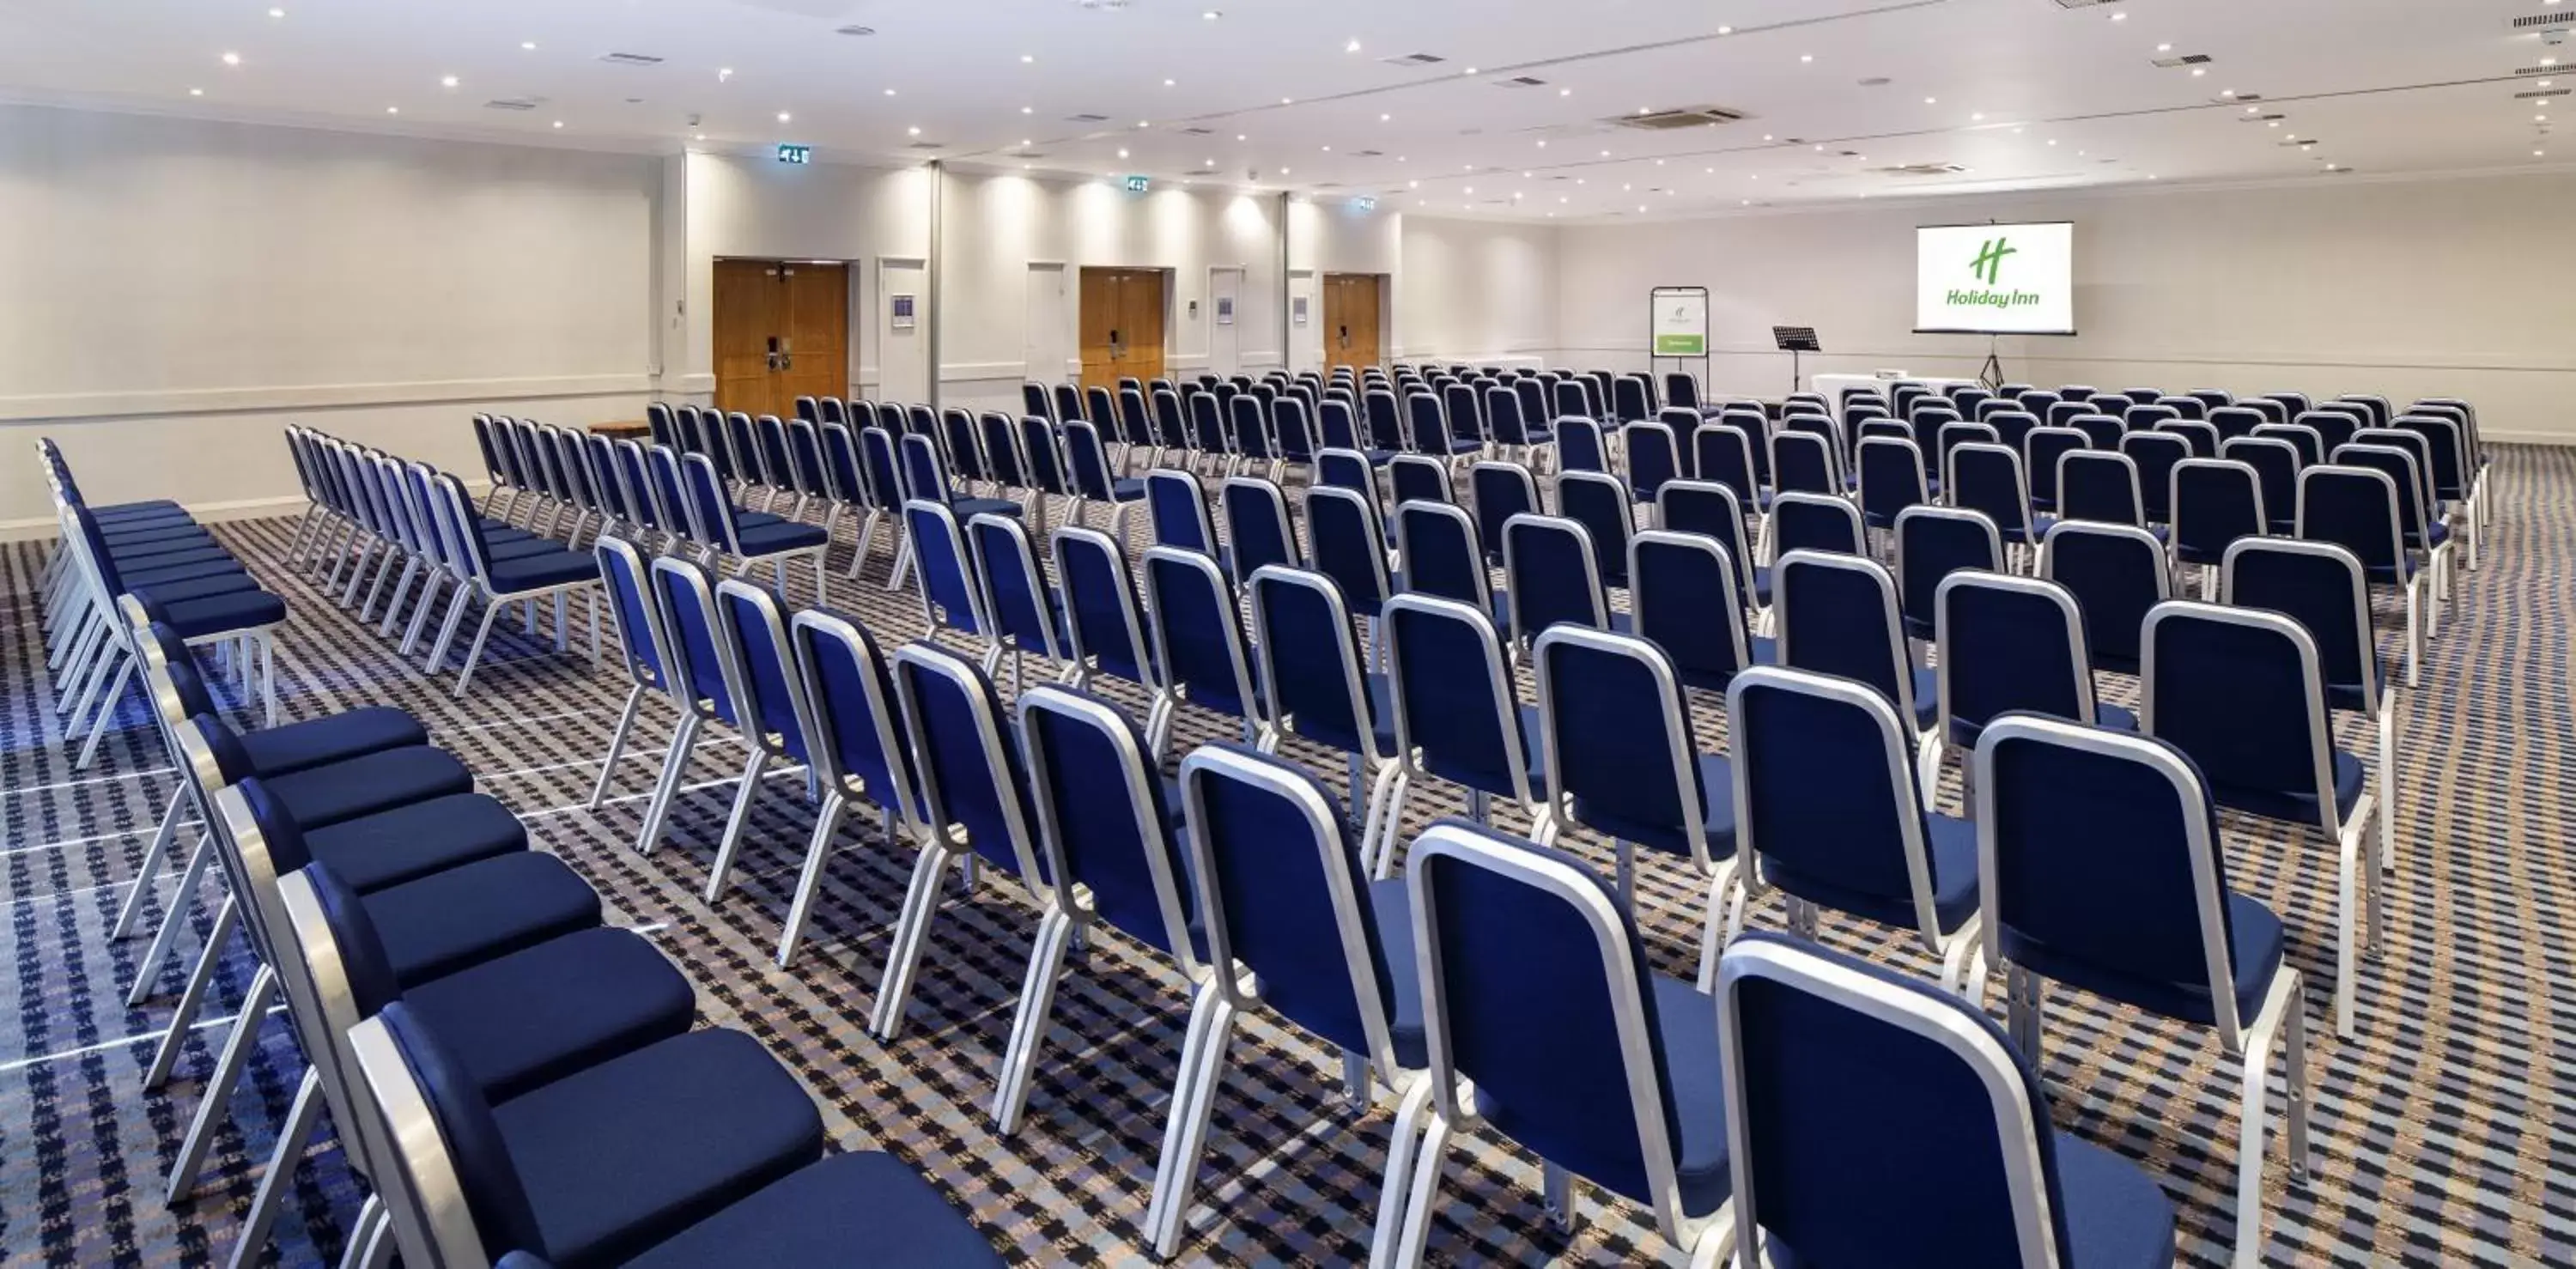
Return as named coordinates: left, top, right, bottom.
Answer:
left=1321, top=271, right=1388, bottom=373
left=1025, top=260, right=1072, bottom=386
left=709, top=255, right=858, bottom=416
left=874, top=255, right=930, bottom=404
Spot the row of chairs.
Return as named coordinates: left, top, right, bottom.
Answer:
left=95, top=590, right=996, bottom=1267
left=38, top=438, right=287, bottom=768
left=589, top=504, right=2307, bottom=1262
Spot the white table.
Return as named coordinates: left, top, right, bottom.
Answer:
left=1814, top=372, right=1978, bottom=420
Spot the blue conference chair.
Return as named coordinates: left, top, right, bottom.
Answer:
left=585, top=537, right=679, bottom=811
left=773, top=608, right=920, bottom=966
left=1629, top=531, right=1769, bottom=694
left=1378, top=822, right=1738, bottom=1267
left=2221, top=536, right=2398, bottom=878
left=1305, top=484, right=1394, bottom=628
left=1772, top=549, right=1943, bottom=805
left=2294, top=464, right=2424, bottom=687
left=1218, top=476, right=1297, bottom=590
left=1765, top=490, right=1864, bottom=562
left=964, top=512, right=1072, bottom=691
left=1142, top=545, right=1270, bottom=749
left=1249, top=565, right=1400, bottom=841
left=2041, top=520, right=2172, bottom=679
left=1470, top=461, right=1540, bottom=567
left=1935, top=572, right=2136, bottom=749
left=1857, top=436, right=1931, bottom=535
left=1656, top=479, right=1769, bottom=612
left=1972, top=714, right=2309, bottom=1260
left=628, top=556, right=756, bottom=861
left=902, top=499, right=993, bottom=670
left=872, top=641, right=1053, bottom=1039
left=1050, top=525, right=1167, bottom=738
left=1062, top=418, right=1147, bottom=551
left=1892, top=506, right=2002, bottom=644
left=1372, top=593, right=1546, bottom=875
left=696, top=577, right=826, bottom=906
left=2172, top=457, right=2268, bottom=586
left=1394, top=501, right=1508, bottom=629
left=1728, top=660, right=1984, bottom=985
left=2142, top=600, right=2381, bottom=1039
left=679, top=452, right=830, bottom=607
left=1713, top=935, right=2178, bottom=1266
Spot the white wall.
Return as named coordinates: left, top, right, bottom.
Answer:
left=1396, top=216, right=1561, bottom=368
left=1557, top=172, right=2576, bottom=442
left=0, top=105, right=659, bottom=527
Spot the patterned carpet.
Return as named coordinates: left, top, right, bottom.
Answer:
left=2, top=446, right=2570, bottom=1267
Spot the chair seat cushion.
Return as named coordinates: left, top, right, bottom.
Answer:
left=1110, top=477, right=1149, bottom=501
left=2209, top=747, right=2366, bottom=829
left=2009, top=890, right=2284, bottom=1028
left=303, top=792, right=530, bottom=893
left=90, top=499, right=189, bottom=519
left=153, top=589, right=287, bottom=640
left=500, top=1029, right=827, bottom=1269
left=2093, top=702, right=2140, bottom=732
left=736, top=511, right=786, bottom=530
left=119, top=557, right=248, bottom=586
left=99, top=522, right=214, bottom=547
left=237, top=707, right=428, bottom=777
left=1645, top=974, right=1733, bottom=1218
left=106, top=540, right=230, bottom=568
left=1749, top=566, right=1773, bottom=608
left=401, top=927, right=697, bottom=1103
left=486, top=536, right=572, bottom=561
left=126, top=570, right=264, bottom=606
left=611, top=1152, right=1002, bottom=1269
left=265, top=745, right=476, bottom=830
left=1764, top=810, right=1980, bottom=936
left=489, top=549, right=602, bottom=593
left=1365, top=878, right=1430, bottom=1069
left=951, top=496, right=1024, bottom=519
left=1909, top=666, right=1941, bottom=732
left=2054, top=1136, right=2182, bottom=1269
left=367, top=852, right=606, bottom=988
left=1570, top=752, right=1737, bottom=862
left=735, top=520, right=829, bottom=555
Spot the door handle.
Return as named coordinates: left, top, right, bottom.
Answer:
left=777, top=337, right=793, bottom=372
left=765, top=336, right=781, bottom=371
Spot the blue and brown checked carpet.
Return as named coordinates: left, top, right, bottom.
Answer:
left=2, top=446, right=2568, bottom=1266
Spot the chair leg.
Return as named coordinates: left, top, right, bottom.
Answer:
left=165, top=962, right=280, bottom=1203
left=451, top=603, right=505, bottom=697
left=400, top=574, right=447, bottom=656
left=775, top=792, right=852, bottom=967
left=422, top=586, right=476, bottom=671
left=259, top=634, right=277, bottom=728
left=128, top=835, right=216, bottom=1006
left=868, top=841, right=961, bottom=1039
left=589, top=685, right=648, bottom=808
left=113, top=788, right=191, bottom=939
left=2332, top=807, right=2372, bottom=1041
left=993, top=905, right=1078, bottom=1135
left=1365, top=1076, right=1439, bottom=1267
left=1355, top=757, right=1401, bottom=882
left=75, top=657, right=137, bottom=770
left=1145, top=981, right=1239, bottom=1259
left=224, top=1064, right=325, bottom=1269
left=1370, top=772, right=1414, bottom=879
left=2403, top=580, right=2422, bottom=689
left=375, top=559, right=421, bottom=637
left=1381, top=1108, right=1456, bottom=1269
left=702, top=749, right=773, bottom=904
left=144, top=895, right=241, bottom=1090
left=1692, top=861, right=1745, bottom=992
left=2379, top=704, right=2397, bottom=877
left=632, top=713, right=702, bottom=855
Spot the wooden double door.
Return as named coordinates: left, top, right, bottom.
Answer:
left=1323, top=273, right=1385, bottom=373
left=713, top=258, right=850, bottom=419
left=1079, top=267, right=1168, bottom=390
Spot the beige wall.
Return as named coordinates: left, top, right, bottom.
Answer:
left=1552, top=171, right=2576, bottom=441
left=1395, top=216, right=1562, bottom=368
left=0, top=105, right=660, bottom=530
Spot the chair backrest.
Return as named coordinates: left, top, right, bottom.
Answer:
left=647, top=554, right=736, bottom=725
left=1611, top=374, right=1652, bottom=424
left=1935, top=572, right=2099, bottom=745
left=790, top=608, right=917, bottom=829
left=1856, top=437, right=1930, bottom=527
left=2221, top=436, right=2301, bottom=530
left=1249, top=565, right=1385, bottom=760
left=1972, top=715, right=2252, bottom=1038
left=1304, top=483, right=1393, bottom=616
left=1630, top=530, right=1756, bottom=693
left=1383, top=593, right=1534, bottom=803
left=1406, top=821, right=1710, bottom=1230
left=1713, top=935, right=2111, bottom=1267
left=1771, top=490, right=1865, bottom=559
left=897, top=431, right=957, bottom=509
left=2208, top=406, right=2265, bottom=443
left=1218, top=477, right=1297, bottom=589
left=903, top=499, right=987, bottom=639
left=965, top=513, right=1064, bottom=660
left=1018, top=686, right=1200, bottom=963
left=2169, top=458, right=2265, bottom=564
left=1389, top=453, right=1453, bottom=507
left=2142, top=600, right=2342, bottom=834
left=1393, top=501, right=1494, bottom=613
left=593, top=537, right=669, bottom=694
left=1502, top=512, right=1610, bottom=646
left=2056, top=450, right=2145, bottom=527
left=1534, top=623, right=1721, bottom=870
left=892, top=641, right=1047, bottom=878
left=1142, top=545, right=1264, bottom=724
left=1552, top=469, right=1635, bottom=588
left=713, top=576, right=817, bottom=765
left=2117, top=430, right=2190, bottom=523
left=2334, top=442, right=2433, bottom=546
left=1145, top=468, right=1217, bottom=553
left=974, top=412, right=1027, bottom=489
left=1177, top=744, right=1414, bottom=1074
left=1024, top=382, right=1055, bottom=422
left=2296, top=408, right=2360, bottom=453
left=2394, top=415, right=2470, bottom=501
left=2158, top=419, right=2221, bottom=460
left=856, top=426, right=908, bottom=513
left=1050, top=525, right=1157, bottom=690
left=2038, top=520, right=2170, bottom=676
left=1771, top=429, right=1839, bottom=497
left=2221, top=537, right=2379, bottom=719
left=2293, top=464, right=2409, bottom=580
left=1557, top=416, right=1609, bottom=474
left=1774, top=549, right=1922, bottom=726
left=1053, top=382, right=1086, bottom=427
left=1629, top=421, right=1682, bottom=503
left=1893, top=506, right=2002, bottom=642
left=1655, top=480, right=1760, bottom=599
left=2252, top=422, right=2324, bottom=469
left=1945, top=443, right=2032, bottom=543
left=1229, top=392, right=1275, bottom=461
left=1691, top=425, right=1763, bottom=507
left=1728, top=668, right=1954, bottom=943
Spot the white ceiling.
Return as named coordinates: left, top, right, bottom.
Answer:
left=2, top=0, right=2567, bottom=219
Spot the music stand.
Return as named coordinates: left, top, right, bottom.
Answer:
left=1772, top=325, right=1820, bottom=396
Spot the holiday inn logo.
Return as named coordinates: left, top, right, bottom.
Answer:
left=1970, top=236, right=2017, bottom=286
left=1949, top=234, right=2040, bottom=310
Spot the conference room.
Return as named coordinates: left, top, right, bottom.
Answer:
left=3, top=1, right=2561, bottom=1265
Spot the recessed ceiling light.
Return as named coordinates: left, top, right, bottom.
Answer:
left=553, top=120, right=565, bottom=129
left=1118, top=147, right=1129, bottom=158
left=1139, top=120, right=1151, bottom=127
left=1280, top=96, right=1293, bottom=104
left=1800, top=54, right=1814, bottom=64
left=719, top=68, right=733, bottom=81
left=1409, top=179, right=1419, bottom=187
left=267, top=6, right=284, bottom=16
left=2156, top=42, right=2172, bottom=52
left=1464, top=67, right=1478, bottom=75
left=2221, top=89, right=2236, bottom=98
left=520, top=40, right=537, bottom=51
left=2245, top=106, right=2260, bottom=113
left=884, top=88, right=896, bottom=96
left=1464, top=185, right=1474, bottom=193
left=2268, top=119, right=2279, bottom=127
left=1741, top=198, right=1751, bottom=205
left=1164, top=78, right=1176, bottom=87
left=188, top=86, right=204, bottom=95
left=1637, top=204, right=1647, bottom=212
left=1279, top=166, right=1291, bottom=173
left=2537, top=149, right=2549, bottom=156
left=1622, top=183, right=1631, bottom=191
left=386, top=106, right=400, bottom=114
left=1576, top=178, right=1585, bottom=185
left=2543, top=80, right=2557, bottom=88
left=777, top=111, right=792, bottom=122
left=694, top=131, right=705, bottom=139
left=1971, top=112, right=1985, bottom=120
left=1718, top=25, right=1734, bottom=34
left=1522, top=170, right=1532, bottom=177
left=1345, top=38, right=1361, bottom=52
left=440, top=75, right=459, bottom=88
left=221, top=52, right=240, bottom=66
left=908, top=126, right=921, bottom=135
left=2047, top=138, right=2058, bottom=146
left=1380, top=112, right=1392, bottom=122
left=2110, top=9, right=2127, bottom=19
left=1923, top=96, right=1937, bottom=105
left=2544, top=58, right=2561, bottom=67
left=1021, top=54, right=1035, bottom=64
left=1024, top=106, right=1035, bottom=114
left=1203, top=156, right=1212, bottom=164
left=1236, top=133, right=1246, bottom=141
left=1322, top=145, right=1332, bottom=152
left=1653, top=158, right=1664, bottom=166
left=2190, top=67, right=2206, bottom=77
left=1201, top=9, right=1220, bottom=19
left=1559, top=87, right=1572, bottom=97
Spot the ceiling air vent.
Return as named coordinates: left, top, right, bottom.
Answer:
left=1380, top=52, right=1447, bottom=67
left=1352, top=149, right=1386, bottom=157
left=1495, top=76, right=1549, bottom=88
left=2150, top=53, right=2213, bottom=69
left=1184, top=167, right=1219, bottom=177
left=907, top=141, right=945, bottom=149
left=2052, top=0, right=2124, bottom=9
left=1612, top=105, right=1751, bottom=131
left=483, top=98, right=539, bottom=112
left=1009, top=151, right=1047, bottom=160
left=1875, top=162, right=1970, bottom=176
left=2239, top=112, right=2289, bottom=122
left=1178, top=126, right=1215, bottom=135
left=2512, top=10, right=2576, bottom=28
left=1066, top=112, right=1111, bottom=123
left=598, top=52, right=665, bottom=67
left=834, top=25, right=875, bottom=36
left=2517, top=64, right=2567, bottom=76
left=2518, top=87, right=2573, bottom=99
left=2215, top=92, right=2262, bottom=103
